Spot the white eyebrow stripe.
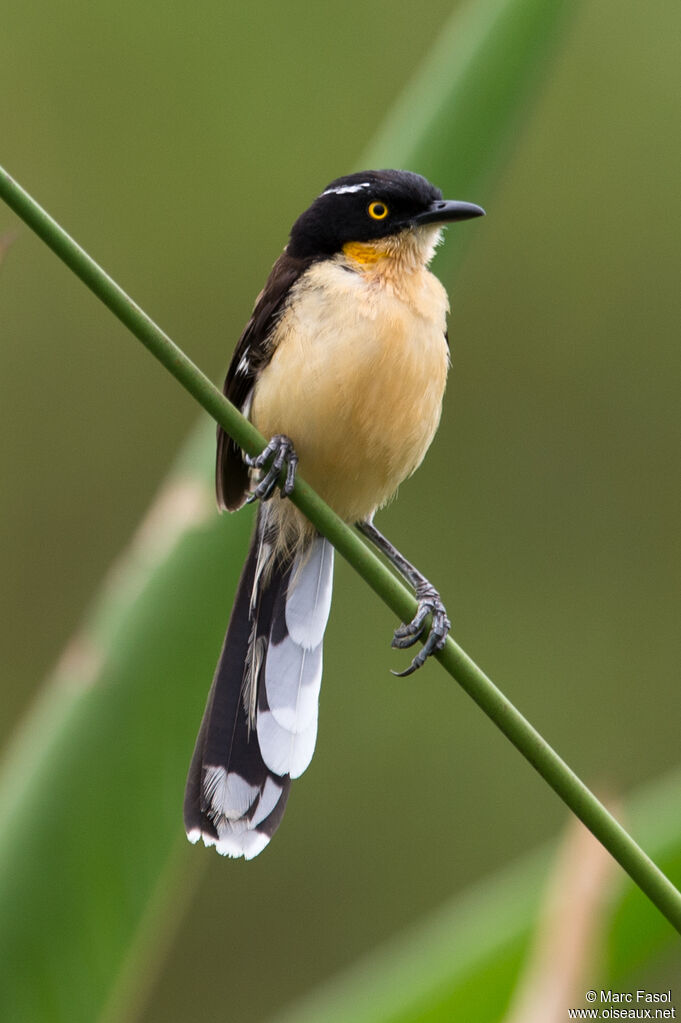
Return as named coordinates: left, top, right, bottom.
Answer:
left=321, top=182, right=372, bottom=196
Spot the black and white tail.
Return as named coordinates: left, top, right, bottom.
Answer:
left=184, top=509, right=334, bottom=859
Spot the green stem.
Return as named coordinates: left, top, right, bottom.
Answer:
left=2, top=163, right=680, bottom=934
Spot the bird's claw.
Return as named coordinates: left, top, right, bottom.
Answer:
left=391, top=584, right=450, bottom=677
left=245, top=434, right=298, bottom=503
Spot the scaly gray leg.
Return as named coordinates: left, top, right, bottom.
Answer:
left=245, top=434, right=298, bottom=503
left=357, top=520, right=451, bottom=677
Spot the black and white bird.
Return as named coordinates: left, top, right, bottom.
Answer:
left=184, top=170, right=484, bottom=858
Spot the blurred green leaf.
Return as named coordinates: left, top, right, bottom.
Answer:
left=269, top=767, right=681, bottom=1023
left=364, top=0, right=569, bottom=280
left=0, top=0, right=570, bottom=1020
left=0, top=426, right=254, bottom=1022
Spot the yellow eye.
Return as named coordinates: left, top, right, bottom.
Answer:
left=368, top=201, right=389, bottom=220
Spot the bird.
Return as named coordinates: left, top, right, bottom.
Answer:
left=184, top=169, right=484, bottom=859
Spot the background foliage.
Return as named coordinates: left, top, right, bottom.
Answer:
left=1, top=1, right=680, bottom=1021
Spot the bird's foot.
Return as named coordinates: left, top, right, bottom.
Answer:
left=245, top=434, right=298, bottom=503
left=391, top=582, right=450, bottom=677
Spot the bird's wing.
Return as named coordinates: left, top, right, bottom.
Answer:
left=216, top=251, right=315, bottom=510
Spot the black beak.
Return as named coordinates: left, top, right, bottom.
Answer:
left=412, top=199, right=486, bottom=226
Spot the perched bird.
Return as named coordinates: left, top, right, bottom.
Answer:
left=184, top=169, right=484, bottom=858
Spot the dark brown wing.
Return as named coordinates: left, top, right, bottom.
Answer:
left=216, top=250, right=315, bottom=510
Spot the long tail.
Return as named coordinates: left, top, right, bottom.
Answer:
left=184, top=508, right=334, bottom=859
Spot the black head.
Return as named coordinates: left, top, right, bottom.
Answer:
left=287, top=169, right=484, bottom=260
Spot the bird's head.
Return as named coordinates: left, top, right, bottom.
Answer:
left=287, top=169, right=484, bottom=267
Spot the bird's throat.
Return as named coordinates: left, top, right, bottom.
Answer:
left=342, top=225, right=442, bottom=278
left=342, top=240, right=385, bottom=266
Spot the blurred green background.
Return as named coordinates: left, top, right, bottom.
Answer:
left=1, top=1, right=680, bottom=1020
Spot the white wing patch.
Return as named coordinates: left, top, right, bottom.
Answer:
left=235, top=349, right=251, bottom=376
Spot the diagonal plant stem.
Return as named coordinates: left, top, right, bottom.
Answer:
left=2, top=162, right=680, bottom=934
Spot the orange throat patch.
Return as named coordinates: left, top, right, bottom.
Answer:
left=342, top=240, right=385, bottom=266
left=341, top=225, right=442, bottom=279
